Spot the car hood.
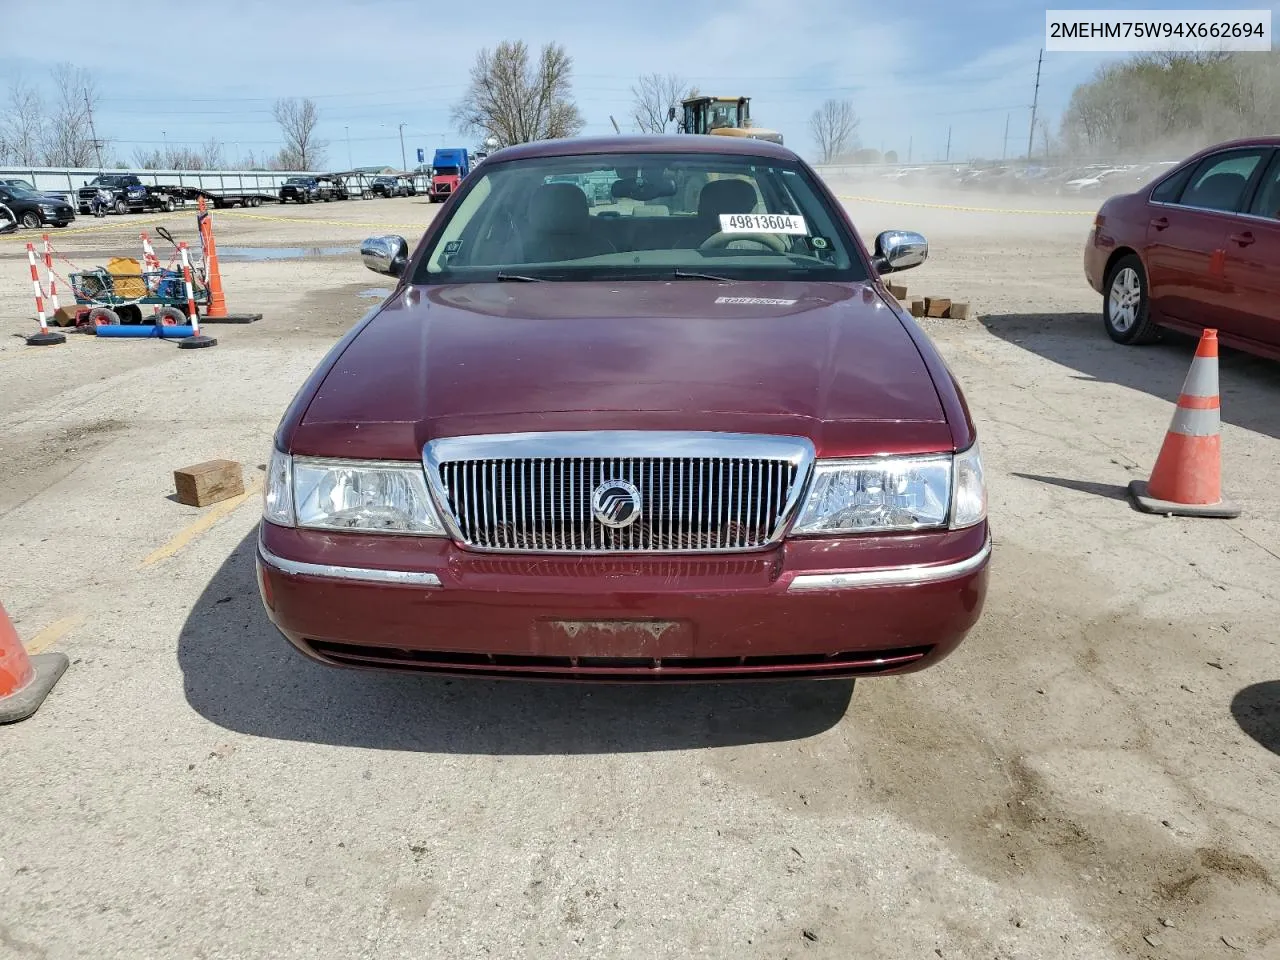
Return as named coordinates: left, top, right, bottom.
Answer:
left=292, top=280, right=952, bottom=459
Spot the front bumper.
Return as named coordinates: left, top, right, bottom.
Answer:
left=256, top=520, right=990, bottom=682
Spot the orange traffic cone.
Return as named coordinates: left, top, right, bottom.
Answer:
left=1128, top=328, right=1240, bottom=518
left=195, top=196, right=262, bottom=325
left=0, top=601, right=68, bottom=724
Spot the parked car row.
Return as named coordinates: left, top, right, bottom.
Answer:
left=862, top=161, right=1182, bottom=197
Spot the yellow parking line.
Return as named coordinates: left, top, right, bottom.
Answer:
left=23, top=613, right=86, bottom=654
left=837, top=194, right=1093, bottom=217
left=141, top=475, right=263, bottom=567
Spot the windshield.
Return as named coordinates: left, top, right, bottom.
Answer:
left=6, top=184, right=39, bottom=199
left=414, top=152, right=863, bottom=285
left=434, top=166, right=460, bottom=177
left=91, top=177, right=122, bottom=186
left=285, top=178, right=308, bottom=185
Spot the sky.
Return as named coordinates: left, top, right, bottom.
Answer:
left=2, top=0, right=1276, bottom=168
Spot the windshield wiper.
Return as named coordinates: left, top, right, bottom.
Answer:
left=671, top=269, right=735, bottom=282
left=495, top=272, right=545, bottom=282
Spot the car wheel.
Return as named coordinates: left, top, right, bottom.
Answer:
left=20, top=210, right=41, bottom=229
left=163, top=198, right=176, bottom=212
left=1104, top=254, right=1160, bottom=345
left=115, top=199, right=129, bottom=215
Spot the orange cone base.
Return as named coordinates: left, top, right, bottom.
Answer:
left=26, top=330, right=66, bottom=346
left=1127, top=480, right=1240, bottom=519
left=0, top=652, right=68, bottom=724
left=201, top=313, right=261, bottom=324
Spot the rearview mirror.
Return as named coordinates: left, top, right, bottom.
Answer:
left=361, top=235, right=409, bottom=277
left=872, top=230, right=928, bottom=274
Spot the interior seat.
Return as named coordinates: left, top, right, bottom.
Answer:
left=675, top=178, right=759, bottom=248
left=522, top=183, right=614, bottom=262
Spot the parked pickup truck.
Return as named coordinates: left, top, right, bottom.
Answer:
left=279, top=176, right=343, bottom=203
left=76, top=175, right=178, bottom=215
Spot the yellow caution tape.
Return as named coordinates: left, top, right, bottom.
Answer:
left=0, top=212, right=189, bottom=243
left=837, top=194, right=1094, bottom=217
left=217, top=211, right=426, bottom=231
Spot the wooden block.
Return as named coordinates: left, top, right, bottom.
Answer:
left=946, top=302, right=972, bottom=320
left=52, top=306, right=83, bottom=327
left=888, top=282, right=909, bottom=300
left=909, top=299, right=926, bottom=317
left=174, top=459, right=244, bottom=507
left=924, top=296, right=952, bottom=318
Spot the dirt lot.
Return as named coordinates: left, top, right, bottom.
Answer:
left=1, top=189, right=1277, bottom=960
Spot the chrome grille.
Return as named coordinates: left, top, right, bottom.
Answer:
left=426, top=432, right=813, bottom=555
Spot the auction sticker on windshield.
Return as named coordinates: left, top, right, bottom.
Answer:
left=720, top=213, right=808, bottom=234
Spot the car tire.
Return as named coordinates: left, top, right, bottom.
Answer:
left=163, top=198, right=176, bottom=212
left=20, top=210, right=41, bottom=229
left=115, top=199, right=129, bottom=215
left=1103, top=254, right=1160, bottom=345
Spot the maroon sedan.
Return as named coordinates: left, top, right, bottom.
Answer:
left=1085, top=136, right=1280, bottom=359
left=256, top=135, right=990, bottom=682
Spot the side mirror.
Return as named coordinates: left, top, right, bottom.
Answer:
left=872, top=230, right=928, bottom=274
left=361, top=235, right=409, bottom=277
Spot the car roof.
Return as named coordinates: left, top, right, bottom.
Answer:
left=485, top=134, right=797, bottom=164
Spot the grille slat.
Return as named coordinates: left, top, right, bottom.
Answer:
left=438, top=452, right=800, bottom=554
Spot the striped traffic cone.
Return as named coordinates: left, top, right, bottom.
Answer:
left=0, top=601, right=69, bottom=724
left=1128, top=328, right=1240, bottom=518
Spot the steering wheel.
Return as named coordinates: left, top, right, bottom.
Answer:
left=699, top=231, right=789, bottom=254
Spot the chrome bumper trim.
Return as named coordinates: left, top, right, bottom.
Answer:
left=787, top=535, right=991, bottom=591
left=258, top=544, right=442, bottom=587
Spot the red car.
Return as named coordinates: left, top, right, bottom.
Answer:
left=256, top=136, right=990, bottom=682
left=1085, top=136, right=1280, bottom=359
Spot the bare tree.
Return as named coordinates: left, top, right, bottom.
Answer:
left=272, top=97, right=326, bottom=170
left=809, top=98, right=859, bottom=163
left=631, top=73, right=686, bottom=133
left=199, top=137, right=224, bottom=169
left=451, top=41, right=584, bottom=147
left=42, top=64, right=100, bottom=167
left=0, top=78, right=47, bottom=165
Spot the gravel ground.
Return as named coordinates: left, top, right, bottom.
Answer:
left=1, top=189, right=1277, bottom=960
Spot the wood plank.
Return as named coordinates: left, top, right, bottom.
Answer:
left=924, top=296, right=952, bottom=318
left=909, top=299, right=926, bottom=317
left=173, top=459, right=244, bottom=507
left=887, top=283, right=909, bottom=300
left=947, top=302, right=972, bottom=320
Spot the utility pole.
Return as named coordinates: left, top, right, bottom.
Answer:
left=1027, top=48, right=1043, bottom=162
left=1002, top=113, right=1010, bottom=161
left=398, top=122, right=407, bottom=171
left=346, top=126, right=352, bottom=168
left=945, top=126, right=952, bottom=163
left=85, top=89, right=103, bottom=170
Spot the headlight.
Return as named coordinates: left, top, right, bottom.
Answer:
left=262, top=448, right=445, bottom=536
left=790, top=441, right=987, bottom=535
left=792, top=455, right=952, bottom=534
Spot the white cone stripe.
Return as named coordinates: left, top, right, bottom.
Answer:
left=1168, top=405, right=1220, bottom=438
left=1180, top=354, right=1219, bottom=399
